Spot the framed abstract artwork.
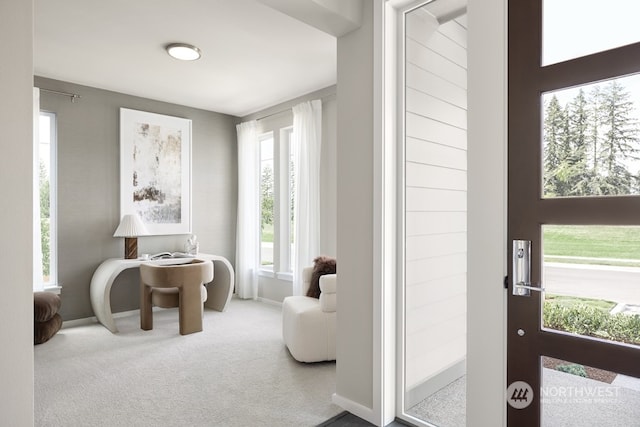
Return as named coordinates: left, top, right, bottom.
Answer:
left=119, top=108, right=192, bottom=235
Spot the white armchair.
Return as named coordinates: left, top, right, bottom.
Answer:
left=282, top=267, right=336, bottom=362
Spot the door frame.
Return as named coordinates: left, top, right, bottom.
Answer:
left=379, top=0, right=508, bottom=425
left=464, top=0, right=509, bottom=425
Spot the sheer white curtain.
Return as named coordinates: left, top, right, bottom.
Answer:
left=33, top=88, right=44, bottom=292
left=292, top=100, right=322, bottom=295
left=235, top=120, right=260, bottom=299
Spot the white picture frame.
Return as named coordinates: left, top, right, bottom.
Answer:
left=119, top=108, right=192, bottom=235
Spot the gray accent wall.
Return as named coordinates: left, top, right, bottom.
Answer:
left=35, top=77, right=238, bottom=321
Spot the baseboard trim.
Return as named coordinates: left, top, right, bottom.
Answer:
left=257, top=297, right=283, bottom=307
left=405, top=358, right=466, bottom=408
left=61, top=309, right=144, bottom=329
left=331, top=393, right=376, bottom=425
left=62, top=302, right=278, bottom=330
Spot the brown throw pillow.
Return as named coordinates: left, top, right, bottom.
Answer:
left=34, top=313, right=62, bottom=345
left=34, top=292, right=62, bottom=322
left=307, top=256, right=336, bottom=299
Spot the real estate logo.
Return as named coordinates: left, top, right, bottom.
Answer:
left=507, top=381, right=534, bottom=409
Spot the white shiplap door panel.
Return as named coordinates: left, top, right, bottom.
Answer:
left=406, top=187, right=466, bottom=212
left=405, top=231, right=467, bottom=261
left=405, top=8, right=439, bottom=46
left=405, top=252, right=467, bottom=286
left=406, top=211, right=467, bottom=236
left=406, top=63, right=467, bottom=109
left=454, top=15, right=467, bottom=29
left=406, top=312, right=467, bottom=354
left=406, top=337, right=466, bottom=388
left=437, top=19, right=467, bottom=48
left=405, top=274, right=466, bottom=310
left=406, top=88, right=467, bottom=130
left=406, top=113, right=466, bottom=149
left=402, top=8, right=468, bottom=407
left=406, top=38, right=467, bottom=89
left=406, top=299, right=466, bottom=337
left=408, top=26, right=467, bottom=69
left=406, top=162, right=467, bottom=191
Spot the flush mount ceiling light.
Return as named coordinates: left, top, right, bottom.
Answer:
left=166, top=43, right=201, bottom=61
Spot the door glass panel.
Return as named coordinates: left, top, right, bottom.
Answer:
left=541, top=356, right=640, bottom=426
left=542, top=74, right=640, bottom=199
left=403, top=3, right=468, bottom=426
left=543, top=0, right=640, bottom=66
left=542, top=225, right=640, bottom=347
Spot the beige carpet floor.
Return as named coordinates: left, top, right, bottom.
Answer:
left=35, top=298, right=341, bottom=427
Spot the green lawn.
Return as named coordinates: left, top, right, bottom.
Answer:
left=544, top=294, right=617, bottom=312
left=543, top=225, right=640, bottom=266
left=261, top=224, right=274, bottom=243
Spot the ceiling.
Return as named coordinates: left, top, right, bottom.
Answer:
left=34, top=0, right=337, bottom=117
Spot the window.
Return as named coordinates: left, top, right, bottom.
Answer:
left=286, top=127, right=295, bottom=272
left=260, top=133, right=274, bottom=269
left=258, top=125, right=295, bottom=277
left=38, top=112, right=57, bottom=288
left=542, top=0, right=640, bottom=66
left=542, top=74, right=640, bottom=198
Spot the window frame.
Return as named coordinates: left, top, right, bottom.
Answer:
left=257, top=123, right=295, bottom=280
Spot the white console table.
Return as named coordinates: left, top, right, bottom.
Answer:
left=90, top=253, right=234, bottom=333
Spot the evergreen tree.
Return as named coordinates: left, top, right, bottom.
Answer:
left=597, top=80, right=640, bottom=194
left=39, top=160, right=50, bottom=279
left=586, top=86, right=606, bottom=195
left=566, top=89, right=592, bottom=195
left=543, top=95, right=568, bottom=197
left=542, top=82, right=640, bottom=197
left=260, top=165, right=274, bottom=231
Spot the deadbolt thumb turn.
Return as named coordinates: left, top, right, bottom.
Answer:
left=512, top=240, right=546, bottom=297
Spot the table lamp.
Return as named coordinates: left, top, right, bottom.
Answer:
left=113, top=213, right=149, bottom=259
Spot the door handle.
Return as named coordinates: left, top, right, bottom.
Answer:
left=512, top=240, right=545, bottom=296
left=513, top=282, right=546, bottom=294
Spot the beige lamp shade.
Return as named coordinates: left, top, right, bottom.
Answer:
left=113, top=214, right=149, bottom=237
left=114, top=214, right=149, bottom=259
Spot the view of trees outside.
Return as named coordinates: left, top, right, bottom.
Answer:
left=259, top=138, right=296, bottom=269
left=543, top=77, right=640, bottom=197
left=540, top=4, right=640, bottom=348
left=260, top=136, right=274, bottom=266
left=541, top=77, right=640, bottom=346
left=260, top=164, right=274, bottom=236
left=38, top=113, right=53, bottom=284
left=40, top=159, right=51, bottom=281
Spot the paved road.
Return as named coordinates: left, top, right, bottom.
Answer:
left=544, top=263, right=640, bottom=305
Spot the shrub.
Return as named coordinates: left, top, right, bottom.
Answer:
left=600, top=313, right=640, bottom=344
left=543, top=302, right=640, bottom=345
left=556, top=363, right=587, bottom=377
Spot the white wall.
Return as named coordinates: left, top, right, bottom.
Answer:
left=0, top=0, right=35, bottom=424
left=466, top=0, right=507, bottom=425
left=335, top=0, right=375, bottom=412
left=403, top=9, right=468, bottom=394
